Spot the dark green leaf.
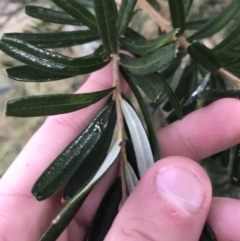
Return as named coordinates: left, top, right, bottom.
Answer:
left=6, top=65, right=74, bottom=82
left=75, top=0, right=94, bottom=8
left=197, top=89, right=240, bottom=108
left=2, top=30, right=99, bottom=49
left=199, top=223, right=218, bottom=241
left=147, top=0, right=161, bottom=12
left=0, top=38, right=110, bottom=75
left=31, top=102, right=115, bottom=200
left=121, top=67, right=163, bottom=102
left=120, top=43, right=177, bottom=75
left=120, top=67, right=161, bottom=161
left=63, top=106, right=116, bottom=200
left=188, top=41, right=221, bottom=72
left=39, top=138, right=122, bottom=241
left=213, top=24, right=240, bottom=54
left=185, top=18, right=211, bottom=30
left=158, top=73, right=183, bottom=119
left=184, top=72, right=211, bottom=106
left=125, top=28, right=146, bottom=40
left=6, top=88, right=114, bottom=117
left=25, top=6, right=83, bottom=26
left=85, top=178, right=122, bottom=241
left=209, top=74, right=226, bottom=90
left=168, top=0, right=185, bottom=35
left=120, top=29, right=179, bottom=56
left=51, top=0, right=98, bottom=30
left=189, top=0, right=240, bottom=40
left=117, top=0, right=137, bottom=35
left=93, top=0, right=118, bottom=53
left=163, top=62, right=198, bottom=111
left=153, top=62, right=182, bottom=110
left=184, top=0, right=193, bottom=17
left=201, top=157, right=240, bottom=198
left=231, top=144, right=240, bottom=187
left=160, top=51, right=185, bottom=79
left=121, top=99, right=154, bottom=177
left=215, top=51, right=240, bottom=66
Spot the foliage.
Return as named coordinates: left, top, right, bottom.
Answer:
left=1, top=0, right=240, bottom=240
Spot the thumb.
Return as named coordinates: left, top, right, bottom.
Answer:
left=105, top=156, right=212, bottom=241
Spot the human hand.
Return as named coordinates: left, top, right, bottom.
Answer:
left=0, top=62, right=240, bottom=241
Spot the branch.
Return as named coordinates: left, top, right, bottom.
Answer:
left=138, top=0, right=171, bottom=32
left=137, top=0, right=240, bottom=86
left=112, top=54, right=128, bottom=203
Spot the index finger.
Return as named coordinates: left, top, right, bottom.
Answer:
left=158, top=98, right=240, bottom=160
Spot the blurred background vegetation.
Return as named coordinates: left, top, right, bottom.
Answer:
left=0, top=0, right=231, bottom=177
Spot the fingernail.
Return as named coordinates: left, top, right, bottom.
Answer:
left=156, top=166, right=204, bottom=214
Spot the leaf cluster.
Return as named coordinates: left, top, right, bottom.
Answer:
left=1, top=0, right=240, bottom=240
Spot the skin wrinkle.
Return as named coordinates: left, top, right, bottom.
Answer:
left=119, top=214, right=179, bottom=241
left=174, top=125, right=198, bottom=160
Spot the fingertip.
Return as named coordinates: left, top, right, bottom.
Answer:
left=105, top=156, right=212, bottom=241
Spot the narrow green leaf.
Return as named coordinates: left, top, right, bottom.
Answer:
left=122, top=67, right=163, bottom=102
left=39, top=138, right=122, bottom=241
left=117, top=0, right=137, bottom=35
left=93, top=0, right=118, bottom=53
left=124, top=161, right=139, bottom=194
left=6, top=65, right=74, bottom=82
left=51, top=0, right=98, bottom=30
left=0, top=39, right=110, bottom=76
left=120, top=43, right=177, bottom=75
left=163, top=62, right=198, bottom=111
left=184, top=72, right=211, bottom=106
left=197, top=89, right=240, bottom=108
left=168, top=0, right=185, bottom=35
left=188, top=41, right=221, bottom=72
left=75, top=0, right=94, bottom=8
left=120, top=29, right=179, bottom=56
left=6, top=88, right=114, bottom=117
left=209, top=74, right=226, bottom=90
left=185, top=18, right=211, bottom=30
left=121, top=67, right=161, bottom=161
left=152, top=63, right=182, bottom=110
left=231, top=144, right=240, bottom=187
left=160, top=51, right=185, bottom=79
left=125, top=28, right=146, bottom=40
left=63, top=106, right=116, bottom=200
left=25, top=6, right=83, bottom=26
left=201, top=157, right=240, bottom=198
left=219, top=51, right=240, bottom=64
left=85, top=178, right=122, bottom=241
left=184, top=0, right=193, bottom=17
left=2, top=30, right=99, bottom=49
left=158, top=73, right=183, bottom=119
left=199, top=223, right=218, bottom=241
left=121, top=99, right=154, bottom=177
left=213, top=24, right=240, bottom=54
left=31, top=102, right=115, bottom=200
left=189, top=0, right=240, bottom=40
left=147, top=0, right=161, bottom=12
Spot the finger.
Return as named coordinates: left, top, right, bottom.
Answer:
left=0, top=61, right=128, bottom=194
left=0, top=62, right=129, bottom=240
left=105, top=156, right=212, bottom=241
left=207, top=197, right=240, bottom=241
left=158, top=98, right=240, bottom=160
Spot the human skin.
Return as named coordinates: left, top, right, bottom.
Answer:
left=0, top=62, right=240, bottom=241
